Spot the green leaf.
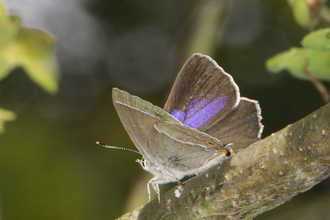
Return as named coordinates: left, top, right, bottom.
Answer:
left=266, top=48, right=330, bottom=81
left=301, top=28, right=330, bottom=50
left=0, top=2, right=59, bottom=93
left=287, top=0, right=311, bottom=27
left=0, top=108, right=16, bottom=134
left=0, top=4, right=20, bottom=50
left=267, top=28, right=330, bottom=81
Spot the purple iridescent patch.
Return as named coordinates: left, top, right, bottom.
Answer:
left=171, top=96, right=228, bottom=129
left=171, top=110, right=185, bottom=122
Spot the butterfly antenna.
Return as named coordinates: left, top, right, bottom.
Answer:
left=96, top=141, right=141, bottom=155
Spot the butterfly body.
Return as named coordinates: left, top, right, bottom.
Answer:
left=110, top=53, right=263, bottom=202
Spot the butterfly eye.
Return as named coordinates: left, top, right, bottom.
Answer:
left=141, top=158, right=147, bottom=167
left=205, top=140, right=219, bottom=147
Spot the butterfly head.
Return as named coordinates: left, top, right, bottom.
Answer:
left=136, top=158, right=151, bottom=172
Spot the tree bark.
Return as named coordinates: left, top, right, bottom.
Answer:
left=118, top=103, right=330, bottom=220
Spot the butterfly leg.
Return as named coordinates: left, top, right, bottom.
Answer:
left=151, top=181, right=161, bottom=203
left=147, top=171, right=182, bottom=203
left=147, top=180, right=152, bottom=202
left=147, top=177, right=161, bottom=203
left=149, top=176, right=177, bottom=203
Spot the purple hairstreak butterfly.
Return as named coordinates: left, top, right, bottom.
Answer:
left=97, top=53, right=263, bottom=202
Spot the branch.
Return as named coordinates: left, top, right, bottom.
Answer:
left=118, top=102, right=330, bottom=220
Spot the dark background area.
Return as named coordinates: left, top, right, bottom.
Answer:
left=0, top=0, right=329, bottom=219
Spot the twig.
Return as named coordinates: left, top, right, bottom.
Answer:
left=304, top=61, right=330, bottom=103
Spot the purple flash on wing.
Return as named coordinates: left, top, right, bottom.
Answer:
left=171, top=96, right=228, bottom=129
left=171, top=110, right=185, bottom=122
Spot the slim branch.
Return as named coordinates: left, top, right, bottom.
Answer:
left=303, top=61, right=330, bottom=103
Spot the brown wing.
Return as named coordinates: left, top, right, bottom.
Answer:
left=204, top=98, right=263, bottom=150
left=164, top=53, right=240, bottom=131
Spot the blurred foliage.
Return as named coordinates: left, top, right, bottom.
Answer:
left=0, top=2, right=59, bottom=92
left=266, top=28, right=330, bottom=81
left=0, top=1, right=59, bottom=134
left=183, top=0, right=229, bottom=59
left=0, top=108, right=15, bottom=133
left=301, top=27, right=330, bottom=49
left=287, top=0, right=330, bottom=28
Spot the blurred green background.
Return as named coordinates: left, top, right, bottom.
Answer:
left=1, top=0, right=330, bottom=219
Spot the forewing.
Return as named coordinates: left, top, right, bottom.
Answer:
left=164, top=53, right=240, bottom=131
left=204, top=98, right=263, bottom=151
left=112, top=88, right=179, bottom=157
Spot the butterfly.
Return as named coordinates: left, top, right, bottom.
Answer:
left=97, top=53, right=263, bottom=202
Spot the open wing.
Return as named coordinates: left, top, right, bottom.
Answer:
left=164, top=53, right=262, bottom=150
left=164, top=53, right=240, bottom=132
left=204, top=98, right=263, bottom=150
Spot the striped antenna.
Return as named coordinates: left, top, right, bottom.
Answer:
left=96, top=141, right=141, bottom=155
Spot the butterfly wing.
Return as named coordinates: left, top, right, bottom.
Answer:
left=164, top=53, right=262, bottom=149
left=112, top=88, right=181, bottom=157
left=164, top=53, right=240, bottom=132
left=204, top=98, right=263, bottom=150
left=147, top=119, right=229, bottom=180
